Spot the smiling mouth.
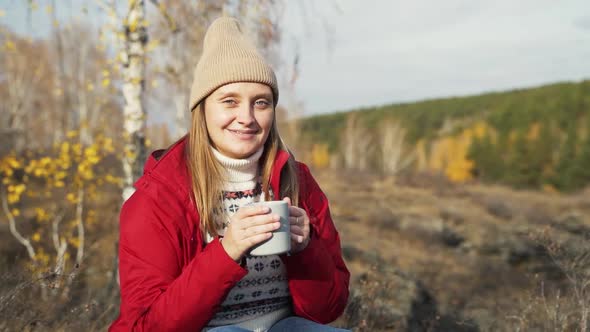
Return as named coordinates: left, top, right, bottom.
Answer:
left=228, top=129, right=258, bottom=137
left=228, top=129, right=257, bottom=134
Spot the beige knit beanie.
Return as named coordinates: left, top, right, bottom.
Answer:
left=188, top=17, right=279, bottom=111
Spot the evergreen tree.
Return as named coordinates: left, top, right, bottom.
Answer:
left=535, top=122, right=557, bottom=186
left=504, top=129, right=539, bottom=188
left=468, top=132, right=504, bottom=182
left=553, top=124, right=579, bottom=191
left=572, top=118, right=590, bottom=188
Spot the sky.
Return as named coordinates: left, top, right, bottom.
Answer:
left=280, top=0, right=590, bottom=114
left=2, top=0, right=589, bottom=116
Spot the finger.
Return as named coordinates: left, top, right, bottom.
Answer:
left=235, top=214, right=281, bottom=231
left=245, top=232, right=274, bottom=247
left=243, top=221, right=281, bottom=239
left=241, top=213, right=280, bottom=229
left=290, top=233, right=305, bottom=244
left=235, top=205, right=271, bottom=219
left=289, top=206, right=305, bottom=218
left=283, top=197, right=292, bottom=207
left=289, top=216, right=302, bottom=225
left=290, top=225, right=304, bottom=236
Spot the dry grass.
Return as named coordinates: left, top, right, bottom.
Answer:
left=0, top=169, right=589, bottom=331
left=317, top=169, right=590, bottom=331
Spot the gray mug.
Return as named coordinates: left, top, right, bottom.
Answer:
left=249, top=200, right=291, bottom=256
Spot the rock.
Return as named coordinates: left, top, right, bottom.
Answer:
left=483, top=198, right=513, bottom=220
left=441, top=227, right=465, bottom=247
left=397, top=214, right=464, bottom=248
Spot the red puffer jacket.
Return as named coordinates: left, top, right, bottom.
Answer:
left=109, top=137, right=350, bottom=331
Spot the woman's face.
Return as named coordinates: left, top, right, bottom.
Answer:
left=204, top=82, right=275, bottom=159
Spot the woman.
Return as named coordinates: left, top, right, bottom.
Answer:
left=110, top=17, right=350, bottom=332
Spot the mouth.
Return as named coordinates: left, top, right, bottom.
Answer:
left=228, top=128, right=258, bottom=138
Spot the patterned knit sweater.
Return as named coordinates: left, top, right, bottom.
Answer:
left=204, top=148, right=292, bottom=331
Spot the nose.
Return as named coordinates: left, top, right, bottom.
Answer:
left=235, top=104, right=255, bottom=126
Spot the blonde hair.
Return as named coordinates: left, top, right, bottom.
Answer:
left=187, top=102, right=299, bottom=238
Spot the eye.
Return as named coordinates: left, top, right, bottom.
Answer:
left=222, top=99, right=237, bottom=106
left=254, top=99, right=270, bottom=109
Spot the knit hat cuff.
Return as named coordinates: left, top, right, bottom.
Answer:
left=189, top=59, right=279, bottom=111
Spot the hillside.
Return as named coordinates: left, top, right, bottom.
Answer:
left=298, top=80, right=590, bottom=192
left=318, top=170, right=590, bottom=331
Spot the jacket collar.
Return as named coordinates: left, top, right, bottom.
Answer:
left=139, top=136, right=291, bottom=201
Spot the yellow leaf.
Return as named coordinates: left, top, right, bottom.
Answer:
left=66, top=193, right=77, bottom=203
left=68, top=237, right=80, bottom=248
left=14, top=184, right=26, bottom=194
left=32, top=232, right=41, bottom=242
left=7, top=157, right=20, bottom=168
left=87, top=83, right=94, bottom=91
left=35, top=208, right=49, bottom=222
left=128, top=19, right=138, bottom=33
left=8, top=193, right=19, bottom=204
left=103, top=138, right=114, bottom=152
left=5, top=40, right=15, bottom=51
left=102, top=78, right=110, bottom=87
left=11, top=208, right=20, bottom=217
left=311, top=144, right=330, bottom=169
left=45, top=5, right=52, bottom=14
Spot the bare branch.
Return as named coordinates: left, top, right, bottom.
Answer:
left=75, top=187, right=85, bottom=265
left=95, top=0, right=119, bottom=21
left=148, top=0, right=178, bottom=33
left=51, top=208, right=65, bottom=254
left=1, top=188, right=36, bottom=261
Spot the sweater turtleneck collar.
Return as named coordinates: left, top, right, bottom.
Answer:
left=212, top=147, right=264, bottom=186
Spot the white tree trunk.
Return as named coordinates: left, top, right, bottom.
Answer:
left=52, top=209, right=67, bottom=277
left=341, top=113, right=372, bottom=170
left=174, top=94, right=187, bottom=140
left=75, top=187, right=85, bottom=265
left=379, top=120, right=414, bottom=175
left=122, top=0, right=148, bottom=201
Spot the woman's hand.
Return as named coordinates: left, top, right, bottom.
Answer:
left=283, top=197, right=311, bottom=253
left=221, top=205, right=281, bottom=262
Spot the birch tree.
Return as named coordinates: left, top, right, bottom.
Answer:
left=341, top=113, right=373, bottom=171
left=98, top=0, right=149, bottom=200
left=120, top=0, right=148, bottom=200
left=0, top=34, right=51, bottom=154
left=149, top=0, right=221, bottom=140
left=379, top=119, right=415, bottom=175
